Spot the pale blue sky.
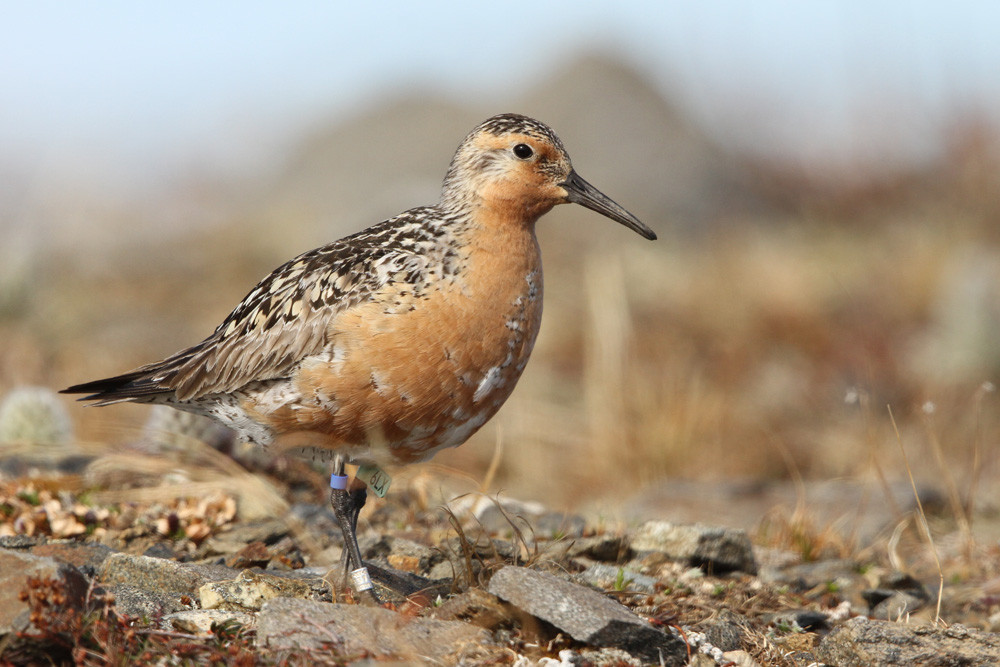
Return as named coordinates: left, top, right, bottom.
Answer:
left=2, top=1, right=999, bottom=187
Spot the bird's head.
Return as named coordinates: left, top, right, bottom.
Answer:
left=441, top=113, right=656, bottom=240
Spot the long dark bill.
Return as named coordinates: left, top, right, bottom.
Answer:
left=561, top=170, right=656, bottom=240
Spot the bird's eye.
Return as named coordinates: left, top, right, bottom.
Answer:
left=512, top=143, right=534, bottom=160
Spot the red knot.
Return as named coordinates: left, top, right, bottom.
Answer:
left=63, top=113, right=656, bottom=600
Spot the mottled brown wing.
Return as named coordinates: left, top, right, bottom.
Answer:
left=63, top=209, right=459, bottom=404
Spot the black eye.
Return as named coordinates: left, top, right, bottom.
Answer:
left=512, top=143, right=534, bottom=159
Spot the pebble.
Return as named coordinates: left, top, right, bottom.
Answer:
left=817, top=617, right=1000, bottom=666
left=488, top=565, right=687, bottom=665
left=99, top=552, right=237, bottom=596
left=257, top=597, right=493, bottom=662
left=632, top=521, right=757, bottom=574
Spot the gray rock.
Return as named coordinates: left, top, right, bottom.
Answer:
left=364, top=561, right=452, bottom=604
left=817, top=617, right=1000, bottom=666
left=109, top=584, right=191, bottom=619
left=868, top=591, right=927, bottom=620
left=258, top=597, right=491, bottom=662
left=632, top=521, right=757, bottom=574
left=564, top=535, right=633, bottom=562
left=487, top=565, right=687, bottom=665
left=99, top=552, right=237, bottom=597
left=0, top=548, right=89, bottom=634
left=0, top=535, right=40, bottom=549
left=576, top=563, right=658, bottom=594
left=702, top=617, right=746, bottom=651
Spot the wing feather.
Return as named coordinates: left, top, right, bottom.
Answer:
left=62, top=208, right=464, bottom=404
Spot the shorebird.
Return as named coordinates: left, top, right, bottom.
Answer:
left=63, top=113, right=656, bottom=600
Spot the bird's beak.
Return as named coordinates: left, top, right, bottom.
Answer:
left=561, top=170, right=656, bottom=240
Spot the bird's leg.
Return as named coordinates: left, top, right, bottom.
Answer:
left=330, top=457, right=380, bottom=603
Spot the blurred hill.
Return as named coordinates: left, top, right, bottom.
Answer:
left=247, top=54, right=773, bottom=258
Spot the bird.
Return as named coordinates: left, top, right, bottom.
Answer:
left=62, top=113, right=656, bottom=600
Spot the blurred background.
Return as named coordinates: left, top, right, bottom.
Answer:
left=3, top=1, right=1000, bottom=539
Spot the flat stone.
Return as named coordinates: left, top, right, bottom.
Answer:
left=258, top=597, right=491, bottom=663
left=632, top=521, right=757, bottom=574
left=199, top=570, right=318, bottom=611
left=575, top=563, right=658, bottom=594
left=364, top=562, right=452, bottom=604
left=487, top=565, right=687, bottom=665
left=0, top=548, right=89, bottom=634
left=99, top=552, right=237, bottom=597
left=109, top=584, right=191, bottom=619
left=868, top=591, right=927, bottom=620
left=0, top=535, right=40, bottom=549
left=817, top=617, right=1000, bottom=666
left=161, top=609, right=255, bottom=635
left=565, top=535, right=633, bottom=563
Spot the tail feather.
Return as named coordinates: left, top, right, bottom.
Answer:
left=61, top=370, right=170, bottom=405
left=62, top=341, right=210, bottom=405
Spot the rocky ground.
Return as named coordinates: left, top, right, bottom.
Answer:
left=1, top=395, right=999, bottom=666
left=2, top=451, right=1000, bottom=667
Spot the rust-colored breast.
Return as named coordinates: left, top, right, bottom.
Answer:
left=249, top=223, right=543, bottom=466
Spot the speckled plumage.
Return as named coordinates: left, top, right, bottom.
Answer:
left=64, top=113, right=656, bottom=470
